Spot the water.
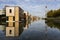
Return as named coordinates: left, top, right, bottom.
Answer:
left=0, top=20, right=60, bottom=40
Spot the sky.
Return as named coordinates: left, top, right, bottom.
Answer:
left=0, top=0, right=60, bottom=17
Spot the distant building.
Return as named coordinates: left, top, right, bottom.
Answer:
left=0, top=10, right=5, bottom=15
left=23, top=11, right=29, bottom=27
left=23, top=11, right=29, bottom=21
left=5, top=6, right=24, bottom=36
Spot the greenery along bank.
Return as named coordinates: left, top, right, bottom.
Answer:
left=45, top=9, right=60, bottom=29
left=47, top=9, right=60, bottom=18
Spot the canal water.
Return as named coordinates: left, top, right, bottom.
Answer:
left=0, top=20, right=60, bottom=40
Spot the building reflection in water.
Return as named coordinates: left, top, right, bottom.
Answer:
left=0, top=20, right=30, bottom=36
left=24, top=20, right=29, bottom=30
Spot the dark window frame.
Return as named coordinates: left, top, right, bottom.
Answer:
left=9, top=9, right=12, bottom=13
left=13, top=22, right=15, bottom=27
left=13, top=17, right=15, bottom=21
left=9, top=30, right=12, bottom=34
left=6, top=22, right=8, bottom=26
left=6, top=17, right=8, bottom=21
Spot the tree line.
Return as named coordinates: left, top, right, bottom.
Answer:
left=47, top=9, right=60, bottom=18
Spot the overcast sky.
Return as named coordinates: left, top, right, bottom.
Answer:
left=0, top=0, right=60, bottom=17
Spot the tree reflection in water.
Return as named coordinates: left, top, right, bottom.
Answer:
left=45, top=19, right=60, bottom=29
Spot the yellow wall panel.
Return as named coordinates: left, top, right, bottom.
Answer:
left=8, top=16, right=13, bottom=21
left=15, top=22, right=19, bottom=36
left=15, top=7, right=19, bottom=21
left=8, top=22, right=13, bottom=27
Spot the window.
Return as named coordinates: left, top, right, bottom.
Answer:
left=6, top=17, right=8, bottom=21
left=9, top=9, right=12, bottom=13
left=13, top=22, right=15, bottom=27
left=9, top=30, right=12, bottom=34
left=13, top=17, right=15, bottom=21
left=6, top=22, right=8, bottom=26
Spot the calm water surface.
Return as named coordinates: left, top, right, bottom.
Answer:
left=0, top=20, right=60, bottom=40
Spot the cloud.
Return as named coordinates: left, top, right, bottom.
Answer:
left=24, top=5, right=46, bottom=17
left=19, top=2, right=60, bottom=17
left=0, top=0, right=18, bottom=5
left=24, top=0, right=30, bottom=2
